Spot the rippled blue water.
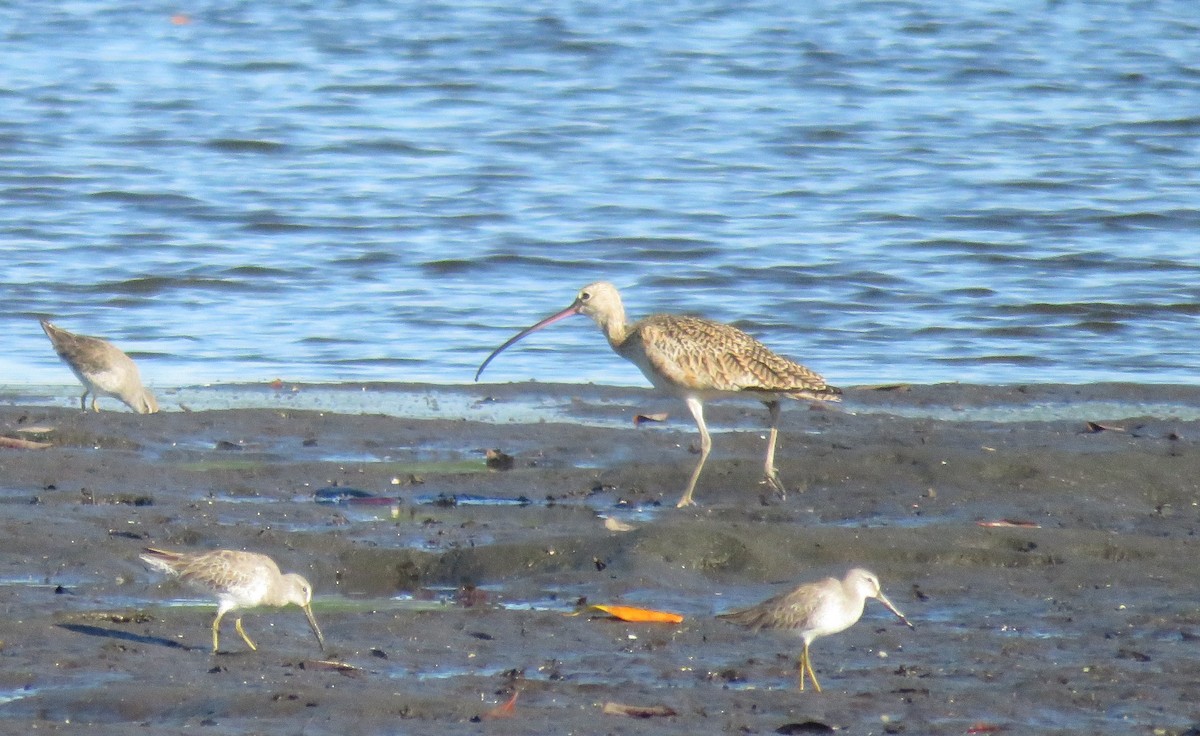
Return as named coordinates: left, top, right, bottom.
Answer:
left=3, top=1, right=1199, bottom=389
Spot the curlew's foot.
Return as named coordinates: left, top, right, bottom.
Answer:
left=762, top=470, right=787, bottom=500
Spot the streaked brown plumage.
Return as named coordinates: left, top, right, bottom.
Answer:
left=40, top=320, right=158, bottom=414
left=475, top=281, right=840, bottom=506
left=718, top=568, right=912, bottom=692
left=140, top=547, right=325, bottom=654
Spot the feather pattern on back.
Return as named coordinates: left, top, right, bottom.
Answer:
left=625, top=315, right=841, bottom=400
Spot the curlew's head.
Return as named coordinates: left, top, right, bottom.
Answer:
left=280, top=572, right=326, bottom=651
left=845, top=568, right=913, bottom=629
left=570, top=281, right=624, bottom=328
left=474, top=281, right=627, bottom=381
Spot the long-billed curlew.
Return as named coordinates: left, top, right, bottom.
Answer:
left=474, top=281, right=840, bottom=507
left=40, top=320, right=158, bottom=414
left=718, top=568, right=912, bottom=692
left=140, top=547, right=325, bottom=653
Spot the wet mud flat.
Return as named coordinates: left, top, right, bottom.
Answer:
left=0, top=382, right=1199, bottom=735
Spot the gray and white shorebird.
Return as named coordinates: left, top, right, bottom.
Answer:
left=475, top=281, right=840, bottom=507
left=718, top=568, right=913, bottom=692
left=40, top=319, right=158, bottom=414
left=140, top=547, right=325, bottom=654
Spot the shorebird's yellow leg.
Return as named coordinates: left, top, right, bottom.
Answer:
left=677, top=396, right=711, bottom=507
left=799, top=641, right=822, bottom=692
left=762, top=401, right=786, bottom=498
left=211, top=610, right=225, bottom=653
left=234, top=617, right=258, bottom=651
left=90, top=396, right=100, bottom=413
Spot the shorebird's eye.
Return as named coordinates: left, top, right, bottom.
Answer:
left=580, top=291, right=591, bottom=301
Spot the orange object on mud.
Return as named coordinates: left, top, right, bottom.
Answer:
left=591, top=604, right=684, bottom=624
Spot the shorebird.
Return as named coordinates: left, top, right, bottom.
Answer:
left=474, top=281, right=840, bottom=507
left=40, top=320, right=158, bottom=414
left=140, top=547, right=325, bottom=654
left=718, top=568, right=913, bottom=692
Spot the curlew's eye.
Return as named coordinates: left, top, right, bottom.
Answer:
left=580, top=291, right=591, bottom=301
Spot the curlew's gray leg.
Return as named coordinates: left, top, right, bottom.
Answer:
left=677, top=396, right=711, bottom=507
left=79, top=392, right=88, bottom=412
left=762, top=400, right=786, bottom=498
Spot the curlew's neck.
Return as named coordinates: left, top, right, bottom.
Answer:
left=585, top=301, right=631, bottom=348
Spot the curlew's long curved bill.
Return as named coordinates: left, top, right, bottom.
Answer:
left=474, top=300, right=582, bottom=381
left=875, top=592, right=914, bottom=629
left=303, top=603, right=327, bottom=650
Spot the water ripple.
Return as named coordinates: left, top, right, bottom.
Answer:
left=1, top=1, right=1198, bottom=388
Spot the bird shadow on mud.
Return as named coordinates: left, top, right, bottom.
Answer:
left=57, top=622, right=198, bottom=651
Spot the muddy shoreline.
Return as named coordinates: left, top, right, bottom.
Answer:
left=1, top=382, right=1198, bottom=734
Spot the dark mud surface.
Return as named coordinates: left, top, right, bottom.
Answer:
left=1, top=382, right=1200, bottom=734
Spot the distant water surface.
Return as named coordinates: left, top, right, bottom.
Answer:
left=2, top=1, right=1199, bottom=390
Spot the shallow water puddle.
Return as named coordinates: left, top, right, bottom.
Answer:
left=0, top=576, right=69, bottom=589
left=0, top=488, right=39, bottom=504
left=414, top=492, right=534, bottom=508
left=412, top=490, right=665, bottom=519
left=0, top=572, right=93, bottom=590
left=825, top=513, right=949, bottom=529
left=0, top=687, right=38, bottom=706
left=311, top=487, right=665, bottom=522
left=857, top=398, right=1200, bottom=423
left=160, top=384, right=594, bottom=426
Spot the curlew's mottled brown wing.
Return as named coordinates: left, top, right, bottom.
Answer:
left=717, top=580, right=834, bottom=633
left=631, top=315, right=840, bottom=400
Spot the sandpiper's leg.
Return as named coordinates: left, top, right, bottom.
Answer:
left=79, top=392, right=88, bottom=412
left=234, top=617, right=258, bottom=651
left=762, top=400, right=786, bottom=498
left=800, top=641, right=822, bottom=693
left=211, top=610, right=226, bottom=653
left=677, top=396, right=711, bottom=508
left=90, top=396, right=100, bottom=413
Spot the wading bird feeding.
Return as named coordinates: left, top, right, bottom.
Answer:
left=474, top=281, right=840, bottom=506
left=140, top=547, right=325, bottom=654
left=40, top=320, right=158, bottom=414
left=718, top=568, right=912, bottom=692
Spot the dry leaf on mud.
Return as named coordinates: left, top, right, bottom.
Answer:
left=13, top=425, right=55, bottom=435
left=603, top=517, right=635, bottom=532
left=485, top=448, right=514, bottom=470
left=601, top=702, right=677, bottom=718
left=590, top=605, right=683, bottom=624
left=301, top=660, right=363, bottom=677
left=0, top=436, right=52, bottom=450
left=482, top=690, right=519, bottom=719
left=633, top=412, right=668, bottom=426
left=976, top=519, right=1040, bottom=528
